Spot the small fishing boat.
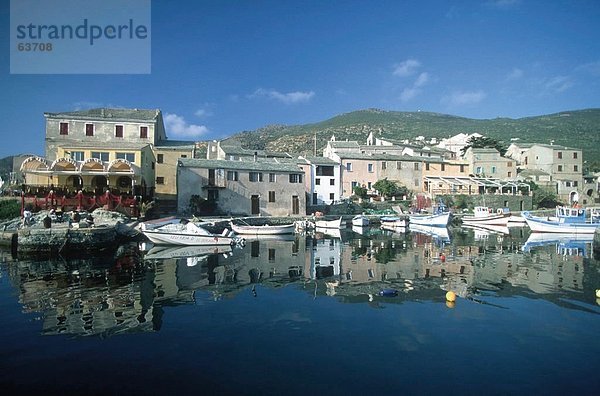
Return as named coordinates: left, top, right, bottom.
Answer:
left=522, top=206, right=600, bottom=234
left=140, top=220, right=235, bottom=246
left=230, top=221, right=296, bottom=235
left=351, top=215, right=370, bottom=227
left=314, top=216, right=344, bottom=229
left=409, top=202, right=451, bottom=227
left=462, top=206, right=510, bottom=226
left=380, top=216, right=408, bottom=228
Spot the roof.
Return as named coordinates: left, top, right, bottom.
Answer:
left=508, top=142, right=535, bottom=149
left=154, top=140, right=196, bottom=150
left=219, top=144, right=292, bottom=158
left=44, top=108, right=160, bottom=122
left=58, top=142, right=151, bottom=150
left=335, top=152, right=419, bottom=161
left=519, top=169, right=550, bottom=177
left=329, top=141, right=360, bottom=149
left=179, top=158, right=302, bottom=173
left=470, top=148, right=500, bottom=153
left=531, top=143, right=579, bottom=151
left=299, top=156, right=340, bottom=166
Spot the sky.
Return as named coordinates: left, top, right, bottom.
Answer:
left=1, top=0, right=600, bottom=158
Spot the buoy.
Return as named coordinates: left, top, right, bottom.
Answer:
left=446, top=301, right=455, bottom=309
left=446, top=291, right=456, bottom=302
left=596, top=289, right=600, bottom=298
left=378, top=289, right=398, bottom=297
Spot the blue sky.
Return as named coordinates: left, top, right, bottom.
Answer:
left=1, top=0, right=600, bottom=158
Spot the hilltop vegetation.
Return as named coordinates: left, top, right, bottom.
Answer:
left=227, top=108, right=600, bottom=164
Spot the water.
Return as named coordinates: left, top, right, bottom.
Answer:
left=1, top=226, right=599, bottom=395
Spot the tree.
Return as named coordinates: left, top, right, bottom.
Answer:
left=461, top=136, right=507, bottom=156
left=353, top=185, right=367, bottom=199
left=373, top=178, right=408, bottom=198
left=526, top=181, right=562, bottom=209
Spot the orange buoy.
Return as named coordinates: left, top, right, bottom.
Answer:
left=445, top=291, right=456, bottom=302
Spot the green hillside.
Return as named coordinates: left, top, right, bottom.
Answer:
left=227, top=108, right=600, bottom=164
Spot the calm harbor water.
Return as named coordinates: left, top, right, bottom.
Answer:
left=1, top=225, right=599, bottom=395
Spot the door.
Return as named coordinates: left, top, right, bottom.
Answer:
left=312, top=192, right=318, bottom=205
left=251, top=195, right=260, bottom=215
left=292, top=195, right=300, bottom=215
left=208, top=169, right=215, bottom=186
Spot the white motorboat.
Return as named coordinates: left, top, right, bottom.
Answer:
left=315, top=216, right=344, bottom=229
left=141, top=220, right=235, bottom=246
left=380, top=216, right=408, bottom=228
left=230, top=222, right=296, bottom=235
left=351, top=215, right=370, bottom=227
left=409, top=201, right=451, bottom=227
left=522, top=206, right=600, bottom=234
left=462, top=206, right=510, bottom=226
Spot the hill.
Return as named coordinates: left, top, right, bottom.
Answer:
left=227, top=108, right=600, bottom=164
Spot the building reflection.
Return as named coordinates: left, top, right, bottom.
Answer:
left=1, top=225, right=597, bottom=337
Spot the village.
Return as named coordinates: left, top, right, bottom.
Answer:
left=3, top=107, right=599, bottom=219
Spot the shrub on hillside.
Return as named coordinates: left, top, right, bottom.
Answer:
left=0, top=199, right=20, bottom=221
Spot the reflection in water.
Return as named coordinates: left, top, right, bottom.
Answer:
left=1, top=226, right=599, bottom=337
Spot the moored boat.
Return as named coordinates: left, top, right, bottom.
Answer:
left=140, top=220, right=235, bottom=246
left=409, top=202, right=451, bottom=227
left=462, top=206, right=510, bottom=226
left=230, top=222, right=296, bottom=235
left=351, top=215, right=370, bottom=227
left=315, top=216, right=344, bottom=229
left=522, top=206, right=600, bottom=234
left=380, top=216, right=408, bottom=228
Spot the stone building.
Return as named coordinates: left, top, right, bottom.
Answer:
left=463, top=147, right=515, bottom=179
left=298, top=156, right=342, bottom=205
left=177, top=158, right=306, bottom=216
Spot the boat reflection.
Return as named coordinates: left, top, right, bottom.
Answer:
left=1, top=226, right=597, bottom=337
left=522, top=232, right=594, bottom=257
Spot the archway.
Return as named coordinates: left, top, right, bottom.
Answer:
left=66, top=175, right=83, bottom=189
left=91, top=175, right=108, bottom=194
left=117, top=176, right=133, bottom=192
left=569, top=190, right=579, bottom=205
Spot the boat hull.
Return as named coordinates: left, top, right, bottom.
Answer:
left=409, top=212, right=450, bottom=227
left=351, top=216, right=370, bottom=227
left=523, top=215, right=600, bottom=234
left=462, top=213, right=509, bottom=226
left=231, top=223, right=296, bottom=235
left=315, top=217, right=344, bottom=229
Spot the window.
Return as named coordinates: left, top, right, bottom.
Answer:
left=565, top=181, right=571, bottom=187
left=558, top=165, right=563, bottom=172
left=316, top=166, right=334, bottom=176
left=329, top=193, right=335, bottom=201
left=573, top=181, right=578, bottom=187
left=425, top=163, right=430, bottom=171
left=156, top=177, right=165, bottom=184
left=249, top=172, right=263, bottom=182
left=507, top=161, right=512, bottom=167
left=476, top=166, right=482, bottom=174
left=491, top=166, right=496, bottom=174
left=226, top=171, right=238, bottom=181
left=59, top=122, right=69, bottom=135
left=208, top=189, right=218, bottom=201
left=71, top=151, right=85, bottom=161
left=574, top=165, right=578, bottom=172
left=140, top=126, right=148, bottom=138
left=180, top=155, right=187, bottom=158
left=573, top=152, right=578, bottom=159
left=85, top=123, right=94, bottom=136
left=367, top=182, right=372, bottom=189
left=414, top=163, right=419, bottom=171
left=396, top=161, right=402, bottom=170
left=116, top=152, right=135, bottom=162
left=508, top=171, right=512, bottom=178
left=558, top=152, right=562, bottom=159
left=367, top=163, right=373, bottom=173
left=346, top=162, right=352, bottom=171
left=460, top=165, right=466, bottom=173
left=269, top=191, right=275, bottom=202
left=115, top=125, right=123, bottom=138
left=351, top=181, right=358, bottom=189
left=269, top=173, right=276, bottom=182
left=289, top=174, right=302, bottom=183
left=441, top=163, right=446, bottom=171
left=91, top=152, right=109, bottom=161
left=157, top=154, right=164, bottom=163
left=381, top=161, right=387, bottom=170
left=315, top=178, right=320, bottom=185
left=268, top=249, right=276, bottom=261
left=330, top=179, right=335, bottom=186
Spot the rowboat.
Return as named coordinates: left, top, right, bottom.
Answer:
left=230, top=222, right=296, bottom=235
left=462, top=206, right=510, bottom=226
left=522, top=206, right=600, bottom=234
left=314, top=217, right=344, bottom=229
left=380, top=216, right=408, bottom=228
left=140, top=220, right=235, bottom=246
left=351, top=215, right=370, bottom=227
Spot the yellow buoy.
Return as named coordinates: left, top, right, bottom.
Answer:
left=596, top=289, right=600, bottom=298
left=446, top=291, right=456, bottom=302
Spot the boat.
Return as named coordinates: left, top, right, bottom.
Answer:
left=380, top=216, right=408, bottom=228
left=521, top=206, right=600, bottom=234
left=351, top=215, right=370, bottom=227
left=462, top=206, right=510, bottom=226
left=314, top=216, right=344, bottom=229
left=230, top=221, right=296, bottom=235
left=140, top=220, right=236, bottom=246
left=409, top=202, right=451, bottom=227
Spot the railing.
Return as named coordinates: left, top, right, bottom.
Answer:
left=21, top=190, right=140, bottom=217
